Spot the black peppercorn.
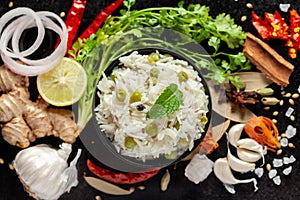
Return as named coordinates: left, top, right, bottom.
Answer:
left=136, top=104, right=146, bottom=111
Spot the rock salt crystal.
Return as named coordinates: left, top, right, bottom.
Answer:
left=268, top=169, right=277, bottom=179
left=273, top=158, right=283, bottom=167
left=254, top=167, right=264, bottom=178
left=285, top=125, right=296, bottom=139
left=184, top=154, right=214, bottom=184
left=273, top=176, right=281, bottom=185
left=283, top=166, right=292, bottom=175
left=280, top=138, right=288, bottom=147
left=279, top=3, right=290, bottom=12
left=285, top=107, right=294, bottom=117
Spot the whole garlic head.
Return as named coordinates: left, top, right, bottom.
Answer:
left=13, top=143, right=81, bottom=200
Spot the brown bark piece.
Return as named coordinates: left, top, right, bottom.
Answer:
left=243, top=32, right=294, bottom=87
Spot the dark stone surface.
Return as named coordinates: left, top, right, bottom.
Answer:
left=0, top=0, right=300, bottom=199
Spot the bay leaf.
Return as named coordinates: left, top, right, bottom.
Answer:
left=211, top=119, right=231, bottom=142
left=84, top=176, right=134, bottom=195
left=231, top=72, right=273, bottom=91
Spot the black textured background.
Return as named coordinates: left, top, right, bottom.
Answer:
left=1, top=0, right=300, bottom=200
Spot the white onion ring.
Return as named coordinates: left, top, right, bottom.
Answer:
left=0, top=7, right=68, bottom=76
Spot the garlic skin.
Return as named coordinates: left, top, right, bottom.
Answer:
left=13, top=143, right=81, bottom=200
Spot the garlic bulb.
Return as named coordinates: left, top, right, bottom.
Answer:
left=13, top=143, right=81, bottom=200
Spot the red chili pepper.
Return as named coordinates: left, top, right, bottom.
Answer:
left=264, top=11, right=289, bottom=40
left=87, top=159, right=160, bottom=185
left=251, top=11, right=274, bottom=40
left=78, top=0, right=124, bottom=41
left=286, top=10, right=300, bottom=58
left=56, top=0, right=87, bottom=50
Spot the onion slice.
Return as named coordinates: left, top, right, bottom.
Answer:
left=0, top=7, right=68, bottom=76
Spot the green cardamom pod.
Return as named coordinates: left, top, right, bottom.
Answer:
left=256, top=88, right=274, bottom=96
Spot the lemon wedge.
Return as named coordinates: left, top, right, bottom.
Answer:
left=37, top=57, right=87, bottom=106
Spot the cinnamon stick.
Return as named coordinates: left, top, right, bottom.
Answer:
left=243, top=32, right=294, bottom=87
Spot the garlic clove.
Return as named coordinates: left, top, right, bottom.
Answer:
left=227, top=123, right=245, bottom=147
left=227, top=147, right=256, bottom=173
left=237, top=138, right=265, bottom=164
left=13, top=143, right=81, bottom=200
left=213, top=158, right=258, bottom=192
left=237, top=148, right=262, bottom=163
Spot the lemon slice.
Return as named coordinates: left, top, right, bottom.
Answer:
left=37, top=57, right=87, bottom=106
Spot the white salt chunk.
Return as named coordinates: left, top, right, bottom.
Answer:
left=273, top=175, right=281, bottom=185
left=280, top=138, right=288, bottom=147
left=283, top=155, right=296, bottom=164
left=184, top=154, right=214, bottom=184
left=254, top=167, right=264, bottom=178
left=279, top=3, right=290, bottom=12
left=285, top=107, right=294, bottom=117
left=289, top=155, right=296, bottom=163
left=283, top=166, right=292, bottom=175
left=273, top=158, right=283, bottom=167
left=268, top=169, right=277, bottom=179
left=298, top=85, right=300, bottom=93
left=223, top=183, right=235, bottom=194
left=286, top=125, right=296, bottom=139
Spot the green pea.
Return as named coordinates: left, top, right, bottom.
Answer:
left=148, top=53, right=160, bottom=64
left=178, top=71, right=189, bottom=82
left=130, top=91, right=142, bottom=103
left=124, top=136, right=137, bottom=149
left=200, top=116, right=208, bottom=125
left=150, top=68, right=160, bottom=78
left=145, top=123, right=158, bottom=136
left=164, top=151, right=178, bottom=160
left=116, top=89, right=126, bottom=102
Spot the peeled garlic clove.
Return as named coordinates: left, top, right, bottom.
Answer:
left=237, top=148, right=262, bottom=163
left=13, top=143, right=81, bottom=200
left=228, top=124, right=245, bottom=147
left=227, top=147, right=256, bottom=173
left=213, top=158, right=258, bottom=192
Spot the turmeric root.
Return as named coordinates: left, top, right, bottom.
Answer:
left=0, top=65, right=80, bottom=148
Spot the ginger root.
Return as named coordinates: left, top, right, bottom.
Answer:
left=0, top=65, right=80, bottom=148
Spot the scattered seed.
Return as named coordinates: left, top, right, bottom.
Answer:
left=266, top=163, right=272, bottom=171
left=276, top=149, right=282, bottom=155
left=283, top=166, right=292, bottom=175
left=254, top=167, right=264, bottom=178
left=60, top=12, right=66, bottom=18
left=288, top=143, right=295, bottom=148
left=95, top=195, right=102, bottom=200
left=161, top=169, right=170, bottom=192
left=284, top=93, right=291, bottom=97
left=241, top=15, right=247, bottom=22
left=268, top=169, right=277, bottom=179
left=272, top=111, right=279, bottom=116
left=290, top=115, right=295, bottom=121
left=8, top=163, right=14, bottom=170
left=138, top=185, right=146, bottom=190
left=281, top=91, right=286, bottom=95
left=264, top=106, right=270, bottom=110
left=288, top=99, right=295, bottom=105
left=246, top=3, right=253, bottom=8
left=129, top=187, right=135, bottom=193
left=273, top=175, right=281, bottom=185
left=272, top=119, right=277, bottom=124
left=285, top=107, right=294, bottom=117
left=0, top=158, right=4, bottom=164
left=8, top=1, right=13, bottom=8
left=281, top=133, right=286, bottom=138
left=279, top=100, right=284, bottom=106
left=277, top=136, right=281, bottom=141
left=292, top=93, right=299, bottom=98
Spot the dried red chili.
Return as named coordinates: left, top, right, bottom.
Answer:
left=78, top=0, right=124, bottom=41
left=55, top=0, right=87, bottom=50
left=286, top=10, right=300, bottom=58
left=87, top=159, right=160, bottom=185
left=251, top=11, right=273, bottom=40
left=264, top=11, right=289, bottom=40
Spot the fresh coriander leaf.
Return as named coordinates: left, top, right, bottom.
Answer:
left=208, top=36, right=220, bottom=52
left=146, top=83, right=183, bottom=119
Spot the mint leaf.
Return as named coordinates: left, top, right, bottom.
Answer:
left=146, top=83, right=183, bottom=119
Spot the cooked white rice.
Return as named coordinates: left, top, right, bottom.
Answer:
left=95, top=50, right=209, bottom=161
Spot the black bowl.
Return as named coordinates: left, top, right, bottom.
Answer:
left=81, top=47, right=212, bottom=173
